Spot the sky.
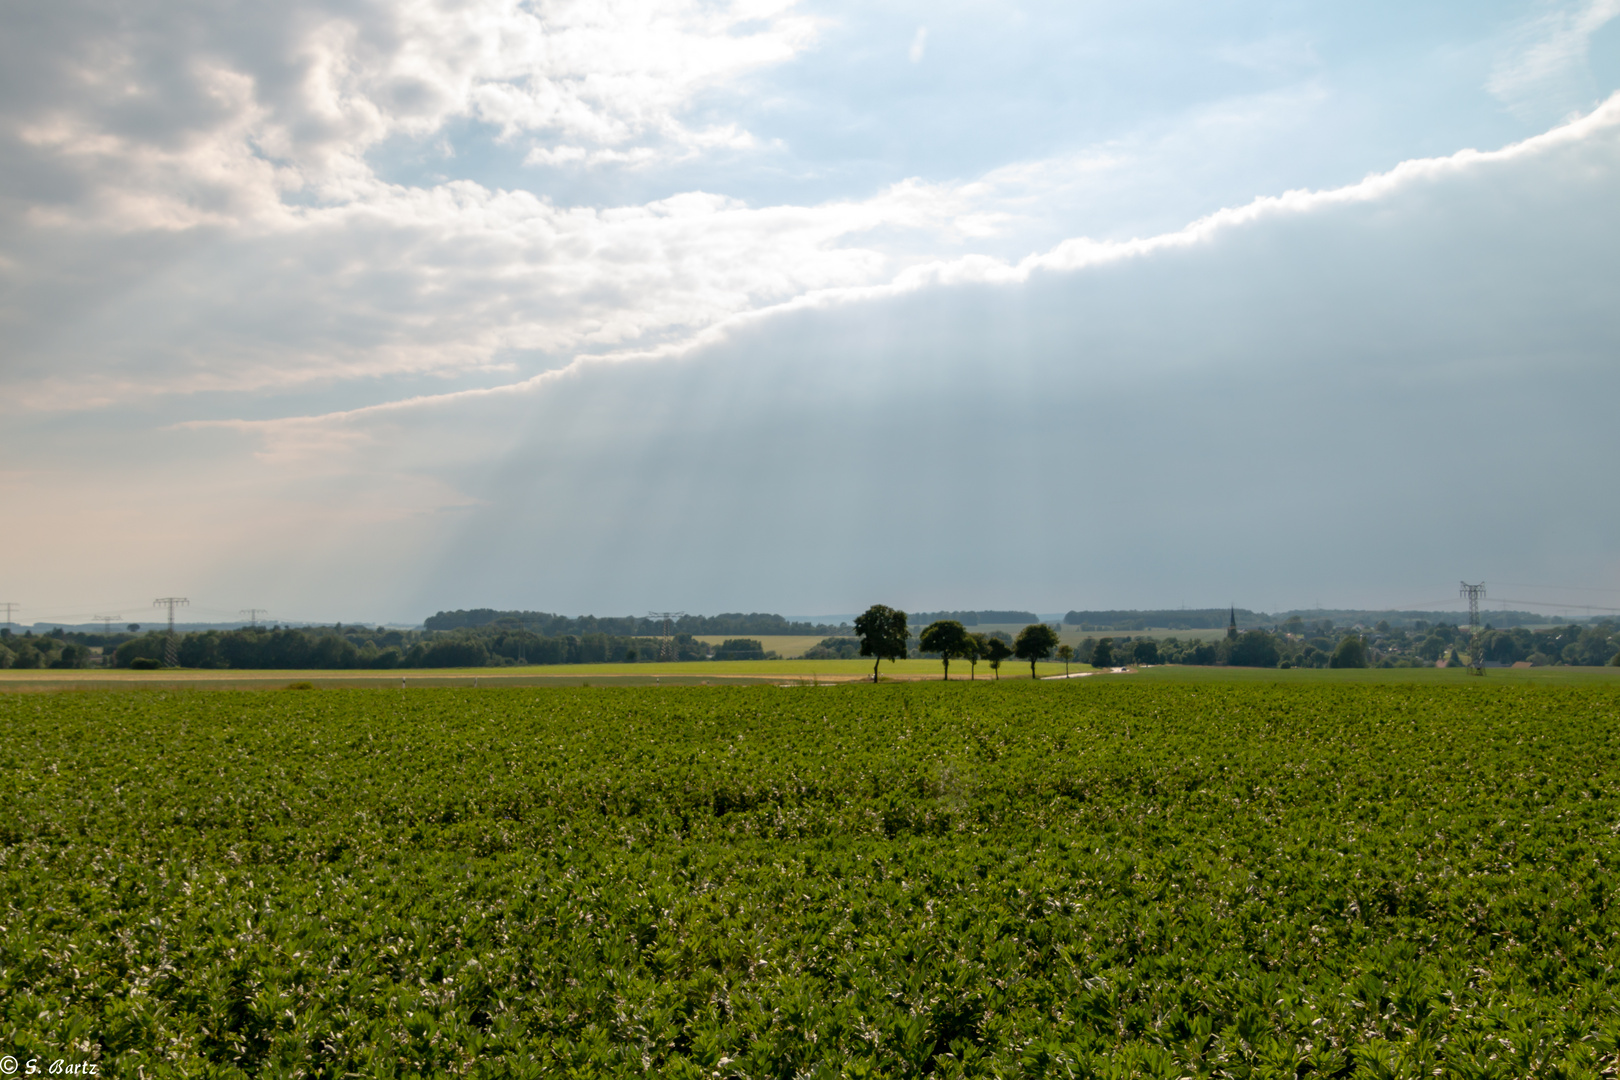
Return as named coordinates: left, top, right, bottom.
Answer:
left=3, top=0, right=1619, bottom=626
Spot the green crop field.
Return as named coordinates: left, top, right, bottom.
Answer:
left=4, top=679, right=1620, bottom=1077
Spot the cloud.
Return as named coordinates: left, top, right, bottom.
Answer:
left=11, top=0, right=1595, bottom=419
left=0, top=0, right=821, bottom=197
left=1, top=171, right=1012, bottom=411
left=160, top=90, right=1620, bottom=442
left=1489, top=0, right=1620, bottom=114
left=413, top=103, right=1620, bottom=616
left=5, top=2, right=1620, bottom=620
left=34, top=91, right=1608, bottom=619
left=909, top=26, right=928, bottom=64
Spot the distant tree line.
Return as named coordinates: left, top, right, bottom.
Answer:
left=423, top=609, right=850, bottom=636
left=1063, top=619, right=1620, bottom=670
left=1064, top=609, right=1266, bottom=631
left=0, top=628, right=101, bottom=669
left=909, top=610, right=1038, bottom=627
left=882, top=609, right=1620, bottom=676
left=1064, top=607, right=1554, bottom=631
left=4, top=614, right=861, bottom=671
left=12, top=609, right=1616, bottom=673
left=94, top=625, right=792, bottom=670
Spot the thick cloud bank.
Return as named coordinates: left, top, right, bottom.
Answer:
left=418, top=106, right=1620, bottom=616
left=70, top=99, right=1615, bottom=620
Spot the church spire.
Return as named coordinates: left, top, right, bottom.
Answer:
left=1227, top=606, right=1238, bottom=640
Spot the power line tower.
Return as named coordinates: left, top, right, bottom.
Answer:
left=1459, top=581, right=1486, bottom=676
left=93, top=615, right=123, bottom=666
left=153, top=597, right=189, bottom=667
left=648, top=611, right=685, bottom=662
left=0, top=601, right=17, bottom=629
left=241, top=608, right=268, bottom=628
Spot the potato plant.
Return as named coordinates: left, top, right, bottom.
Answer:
left=2, top=681, right=1618, bottom=1078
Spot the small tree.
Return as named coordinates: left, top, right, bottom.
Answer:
left=1015, top=623, right=1060, bottom=680
left=855, top=604, right=910, bottom=683
left=984, top=636, right=1013, bottom=679
left=1057, top=643, right=1074, bottom=675
left=965, top=632, right=987, bottom=680
left=919, top=619, right=970, bottom=681
left=1091, top=636, right=1115, bottom=669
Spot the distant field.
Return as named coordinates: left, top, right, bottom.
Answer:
left=6, top=679, right=1620, bottom=1075
left=692, top=634, right=836, bottom=658
left=0, top=656, right=1083, bottom=690
left=973, top=623, right=1239, bottom=647
left=6, top=661, right=1620, bottom=691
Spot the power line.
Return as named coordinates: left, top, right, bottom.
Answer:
left=153, top=597, right=189, bottom=667
left=1493, top=580, right=1620, bottom=596
left=93, top=615, right=123, bottom=666
left=648, top=611, right=685, bottom=662
left=1489, top=596, right=1620, bottom=615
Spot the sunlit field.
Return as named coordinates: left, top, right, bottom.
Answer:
left=4, top=660, right=1619, bottom=692
left=0, top=657, right=1093, bottom=689
left=690, top=634, right=834, bottom=658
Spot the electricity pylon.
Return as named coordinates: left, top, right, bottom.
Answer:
left=0, top=602, right=17, bottom=628
left=241, top=608, right=268, bottom=627
left=153, top=597, right=189, bottom=667
left=93, top=615, right=122, bottom=666
left=648, top=611, right=685, bottom=661
left=1459, top=582, right=1486, bottom=676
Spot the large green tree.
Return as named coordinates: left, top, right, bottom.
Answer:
left=918, top=619, right=970, bottom=681
left=1228, top=629, right=1280, bottom=668
left=1330, top=636, right=1368, bottom=669
left=854, top=604, right=910, bottom=683
left=1015, top=623, right=1061, bottom=680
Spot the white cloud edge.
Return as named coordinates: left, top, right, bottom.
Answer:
left=176, top=89, right=1620, bottom=439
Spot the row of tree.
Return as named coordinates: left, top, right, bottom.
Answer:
left=855, top=606, right=1062, bottom=681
